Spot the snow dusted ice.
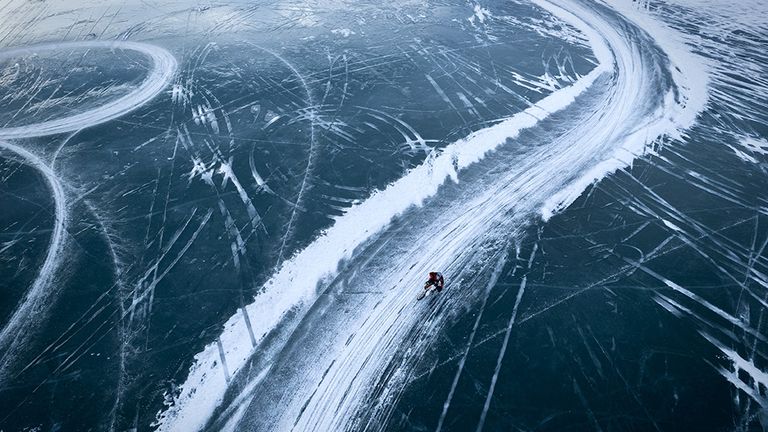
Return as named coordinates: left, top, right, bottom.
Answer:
left=0, top=0, right=766, bottom=431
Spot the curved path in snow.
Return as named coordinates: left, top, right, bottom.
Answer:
left=156, top=0, right=707, bottom=430
left=0, top=41, right=177, bottom=139
left=0, top=141, right=67, bottom=378
left=0, top=40, right=176, bottom=380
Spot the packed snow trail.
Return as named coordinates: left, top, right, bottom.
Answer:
left=156, top=0, right=707, bottom=430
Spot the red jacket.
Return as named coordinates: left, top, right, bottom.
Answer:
left=427, top=272, right=444, bottom=289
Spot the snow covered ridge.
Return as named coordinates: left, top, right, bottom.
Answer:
left=155, top=0, right=709, bottom=430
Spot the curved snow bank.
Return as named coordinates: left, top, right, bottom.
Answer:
left=0, top=41, right=177, bottom=139
left=156, top=18, right=609, bottom=432
left=539, top=0, right=709, bottom=220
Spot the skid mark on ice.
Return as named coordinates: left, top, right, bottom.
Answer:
left=475, top=245, right=534, bottom=432
left=0, top=141, right=67, bottom=380
left=0, top=41, right=176, bottom=139
left=176, top=123, right=263, bottom=276
left=434, top=249, right=509, bottom=432
left=418, top=210, right=767, bottom=392
left=0, top=39, right=177, bottom=426
left=613, top=137, right=768, bottom=414
left=643, top=261, right=768, bottom=412
left=603, top=159, right=768, bottom=328
left=701, top=331, right=768, bottom=410
left=127, top=209, right=213, bottom=329
left=242, top=44, right=318, bottom=265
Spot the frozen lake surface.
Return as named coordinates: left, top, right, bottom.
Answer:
left=1, top=0, right=767, bottom=430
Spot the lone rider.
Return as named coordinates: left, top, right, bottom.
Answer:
left=425, top=272, right=445, bottom=292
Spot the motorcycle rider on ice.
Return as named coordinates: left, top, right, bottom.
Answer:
left=424, top=271, right=444, bottom=293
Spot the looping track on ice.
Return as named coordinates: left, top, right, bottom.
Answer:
left=158, top=0, right=706, bottom=429
left=0, top=40, right=176, bottom=378
left=0, top=41, right=177, bottom=139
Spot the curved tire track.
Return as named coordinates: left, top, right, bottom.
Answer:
left=0, top=41, right=177, bottom=139
left=0, top=40, right=176, bottom=380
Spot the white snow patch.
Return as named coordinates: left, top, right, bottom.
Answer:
left=331, top=28, right=355, bottom=37
left=468, top=4, right=492, bottom=26
left=741, top=136, right=768, bottom=156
